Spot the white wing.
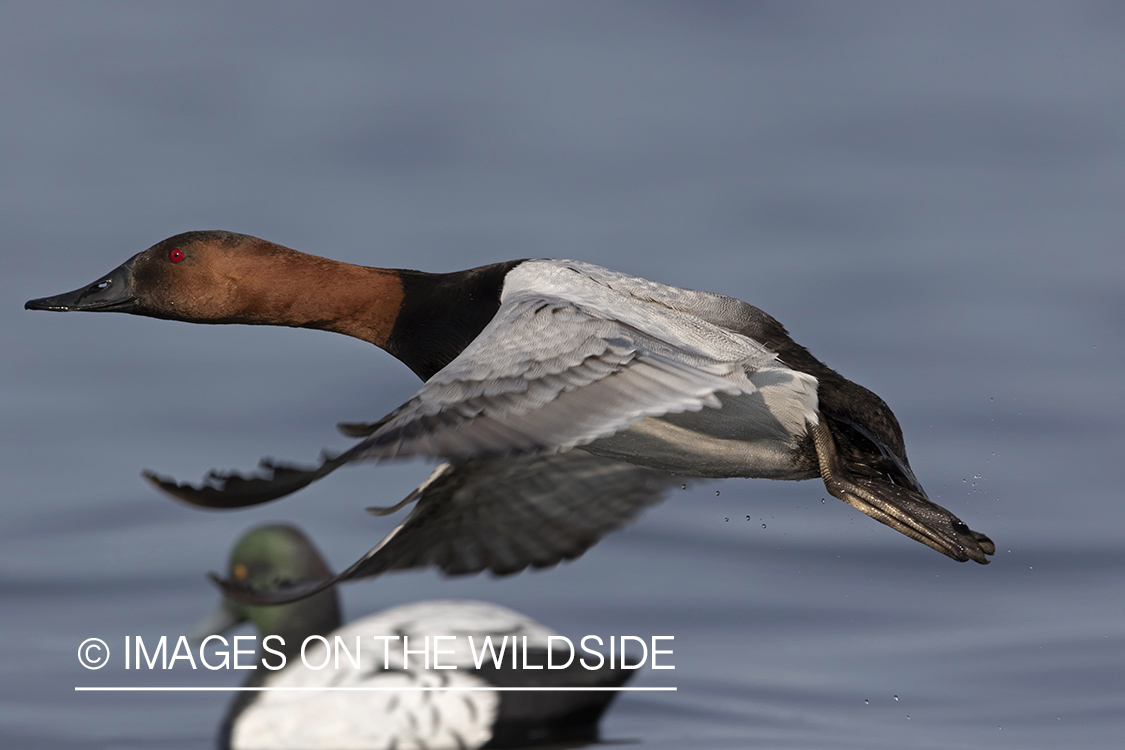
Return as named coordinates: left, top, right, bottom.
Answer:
left=337, top=260, right=785, bottom=462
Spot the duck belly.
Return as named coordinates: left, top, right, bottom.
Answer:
left=583, top=372, right=820, bottom=480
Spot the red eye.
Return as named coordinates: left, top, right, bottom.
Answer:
left=169, top=248, right=184, bottom=263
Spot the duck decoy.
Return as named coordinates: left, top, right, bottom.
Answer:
left=197, top=524, right=631, bottom=750
left=27, top=232, right=994, bottom=601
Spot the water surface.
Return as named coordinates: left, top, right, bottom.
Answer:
left=2, top=3, right=1123, bottom=748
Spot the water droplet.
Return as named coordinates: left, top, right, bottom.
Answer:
left=893, top=695, right=899, bottom=701
left=680, top=484, right=686, bottom=490
left=906, top=715, right=911, bottom=720
left=724, top=517, right=729, bottom=522
left=864, top=699, right=869, bottom=705
left=715, top=490, right=720, bottom=496
left=761, top=523, right=767, bottom=529
left=821, top=498, right=826, bottom=503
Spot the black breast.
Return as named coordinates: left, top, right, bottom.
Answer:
left=387, top=260, right=527, bottom=380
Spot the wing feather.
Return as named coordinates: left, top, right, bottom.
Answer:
left=336, top=296, right=769, bottom=463
left=215, top=451, right=679, bottom=604
left=154, top=266, right=779, bottom=509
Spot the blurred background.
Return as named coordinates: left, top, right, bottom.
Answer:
left=2, top=2, right=1123, bottom=748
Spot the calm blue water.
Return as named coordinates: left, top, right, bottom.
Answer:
left=3, top=3, right=1123, bottom=748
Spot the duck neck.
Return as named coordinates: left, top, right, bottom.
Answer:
left=221, top=250, right=406, bottom=350
left=219, top=247, right=524, bottom=381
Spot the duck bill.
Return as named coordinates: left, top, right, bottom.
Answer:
left=24, top=253, right=141, bottom=313
left=810, top=418, right=995, bottom=564
left=831, top=478, right=994, bottom=563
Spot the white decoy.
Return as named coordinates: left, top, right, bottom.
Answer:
left=197, top=525, right=631, bottom=749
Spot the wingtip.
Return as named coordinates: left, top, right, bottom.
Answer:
left=141, top=468, right=223, bottom=508
left=336, top=421, right=368, bottom=438
left=139, top=455, right=342, bottom=509
left=141, top=469, right=196, bottom=502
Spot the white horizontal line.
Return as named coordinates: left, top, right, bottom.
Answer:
left=75, top=686, right=676, bottom=692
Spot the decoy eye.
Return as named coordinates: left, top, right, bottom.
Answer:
left=232, top=563, right=248, bottom=581
left=169, top=248, right=185, bottom=263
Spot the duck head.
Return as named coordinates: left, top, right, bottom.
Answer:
left=192, top=524, right=341, bottom=652
left=28, top=231, right=263, bottom=319
left=25, top=231, right=404, bottom=344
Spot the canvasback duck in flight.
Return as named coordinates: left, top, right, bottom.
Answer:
left=197, top=524, right=630, bottom=750
left=27, top=231, right=994, bottom=601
